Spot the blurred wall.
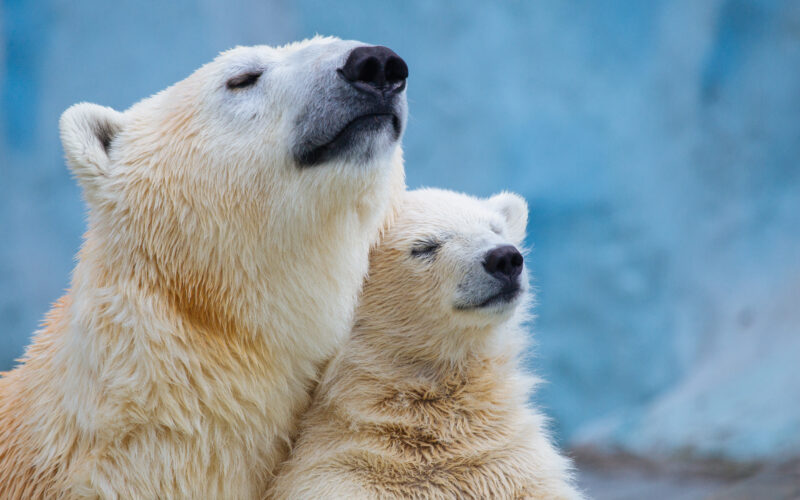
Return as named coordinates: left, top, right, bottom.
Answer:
left=1, top=0, right=798, bottom=461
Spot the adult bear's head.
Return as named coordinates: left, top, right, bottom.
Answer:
left=58, top=37, right=408, bottom=337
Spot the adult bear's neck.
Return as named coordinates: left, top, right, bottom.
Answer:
left=68, top=156, right=404, bottom=360
left=70, top=227, right=253, bottom=343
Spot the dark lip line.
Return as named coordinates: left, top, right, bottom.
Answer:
left=295, top=108, right=402, bottom=167
left=312, top=112, right=396, bottom=152
left=329, top=112, right=395, bottom=144
left=455, top=287, right=522, bottom=311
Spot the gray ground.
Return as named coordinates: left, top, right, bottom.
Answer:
left=573, top=450, right=800, bottom=500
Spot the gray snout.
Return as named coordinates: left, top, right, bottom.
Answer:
left=292, top=44, right=409, bottom=167
left=456, top=245, right=525, bottom=311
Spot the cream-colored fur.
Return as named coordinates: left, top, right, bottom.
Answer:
left=271, top=188, right=583, bottom=500
left=0, top=37, right=405, bottom=499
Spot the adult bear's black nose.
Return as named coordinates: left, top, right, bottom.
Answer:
left=340, top=46, right=408, bottom=94
left=483, top=245, right=524, bottom=282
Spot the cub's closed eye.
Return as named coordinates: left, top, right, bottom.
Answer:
left=410, top=240, right=441, bottom=258
left=226, top=71, right=263, bottom=90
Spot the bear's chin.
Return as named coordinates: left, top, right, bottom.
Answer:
left=455, top=285, right=523, bottom=312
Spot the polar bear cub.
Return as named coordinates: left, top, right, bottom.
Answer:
left=271, top=188, right=583, bottom=499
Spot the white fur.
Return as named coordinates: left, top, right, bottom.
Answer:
left=271, top=188, right=583, bottom=499
left=0, top=36, right=405, bottom=499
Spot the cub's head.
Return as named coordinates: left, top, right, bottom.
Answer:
left=357, top=188, right=530, bottom=362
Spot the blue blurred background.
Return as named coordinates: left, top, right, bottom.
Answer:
left=2, top=0, right=799, bottom=469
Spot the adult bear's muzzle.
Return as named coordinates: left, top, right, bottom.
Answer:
left=292, top=44, right=408, bottom=168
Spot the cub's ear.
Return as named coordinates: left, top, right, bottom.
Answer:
left=59, top=103, right=124, bottom=196
left=488, top=192, right=528, bottom=243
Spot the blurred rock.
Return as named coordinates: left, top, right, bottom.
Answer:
left=707, top=460, right=800, bottom=500
left=574, top=448, right=800, bottom=500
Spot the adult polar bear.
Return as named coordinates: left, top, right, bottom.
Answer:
left=0, top=37, right=407, bottom=499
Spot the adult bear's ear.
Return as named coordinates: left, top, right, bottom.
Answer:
left=59, top=103, right=124, bottom=199
left=488, top=192, right=528, bottom=244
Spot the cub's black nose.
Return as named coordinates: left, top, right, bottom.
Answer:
left=483, top=245, right=524, bottom=282
left=340, top=45, right=408, bottom=94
